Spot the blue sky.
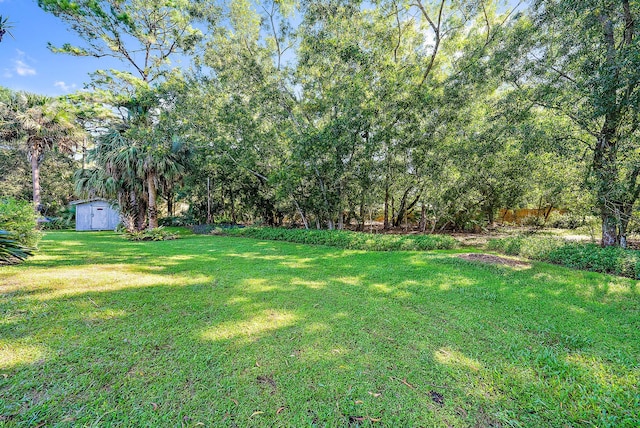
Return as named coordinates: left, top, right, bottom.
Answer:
left=0, top=0, right=124, bottom=96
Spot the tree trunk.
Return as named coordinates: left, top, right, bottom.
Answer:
left=30, top=148, right=42, bottom=213
left=601, top=213, right=618, bottom=247
left=167, top=193, right=174, bottom=217
left=383, top=184, right=390, bottom=230
left=230, top=188, right=237, bottom=224
left=147, top=171, right=159, bottom=229
left=594, top=129, right=621, bottom=246
left=293, top=199, right=309, bottom=229
left=419, top=203, right=427, bottom=233
left=130, top=190, right=147, bottom=232
left=358, top=196, right=365, bottom=232
left=487, top=204, right=495, bottom=226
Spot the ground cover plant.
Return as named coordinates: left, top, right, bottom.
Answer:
left=222, top=227, right=459, bottom=251
left=488, top=235, right=640, bottom=279
left=0, top=230, right=32, bottom=264
left=0, top=231, right=638, bottom=426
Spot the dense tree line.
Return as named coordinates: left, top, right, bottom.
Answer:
left=1, top=0, right=638, bottom=247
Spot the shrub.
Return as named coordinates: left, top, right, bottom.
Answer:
left=222, top=227, right=458, bottom=251
left=0, top=198, right=41, bottom=248
left=487, top=235, right=566, bottom=259
left=123, top=227, right=178, bottom=241
left=546, top=244, right=640, bottom=278
left=41, top=215, right=74, bottom=230
left=159, top=216, right=188, bottom=227
left=0, top=230, right=33, bottom=264
left=488, top=235, right=640, bottom=278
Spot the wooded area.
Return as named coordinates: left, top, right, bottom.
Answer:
left=1, top=0, right=639, bottom=247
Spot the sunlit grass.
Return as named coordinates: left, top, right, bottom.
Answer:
left=0, top=230, right=638, bottom=426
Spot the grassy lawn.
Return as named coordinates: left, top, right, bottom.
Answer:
left=1, top=231, right=638, bottom=427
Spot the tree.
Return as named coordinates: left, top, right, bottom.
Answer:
left=0, top=92, right=83, bottom=213
left=37, top=0, right=211, bottom=87
left=503, top=0, right=640, bottom=246
left=76, top=91, right=191, bottom=231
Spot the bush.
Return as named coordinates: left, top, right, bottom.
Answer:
left=546, top=244, right=640, bottom=278
left=0, top=198, right=41, bottom=248
left=0, top=230, right=33, bottom=264
left=159, top=216, right=188, bottom=227
left=40, top=215, right=74, bottom=230
left=123, top=227, right=178, bottom=241
left=488, top=235, right=640, bottom=278
left=487, top=235, right=566, bottom=259
left=191, top=224, right=218, bottom=235
left=222, top=227, right=458, bottom=251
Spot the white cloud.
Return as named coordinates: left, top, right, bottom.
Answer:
left=12, top=50, right=37, bottom=77
left=54, top=81, right=77, bottom=92
left=14, top=59, right=36, bottom=76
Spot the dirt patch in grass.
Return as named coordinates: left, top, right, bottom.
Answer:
left=458, top=253, right=531, bottom=269
left=256, top=375, right=277, bottom=395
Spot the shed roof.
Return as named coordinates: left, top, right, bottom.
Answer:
left=70, top=198, right=111, bottom=205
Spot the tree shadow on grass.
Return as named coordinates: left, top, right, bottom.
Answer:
left=0, top=233, right=638, bottom=426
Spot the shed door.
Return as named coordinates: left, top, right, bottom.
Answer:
left=91, top=206, right=108, bottom=230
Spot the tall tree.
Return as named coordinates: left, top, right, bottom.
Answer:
left=504, top=0, right=640, bottom=246
left=0, top=92, right=83, bottom=213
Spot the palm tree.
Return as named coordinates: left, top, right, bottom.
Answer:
left=140, top=134, right=190, bottom=228
left=0, top=15, right=14, bottom=43
left=76, top=127, right=189, bottom=231
left=75, top=129, right=149, bottom=232
left=0, top=92, right=83, bottom=212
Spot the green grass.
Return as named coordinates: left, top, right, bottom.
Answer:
left=1, top=231, right=639, bottom=427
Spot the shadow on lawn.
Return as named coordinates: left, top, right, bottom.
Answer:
left=1, top=232, right=638, bottom=426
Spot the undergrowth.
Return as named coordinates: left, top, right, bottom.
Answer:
left=123, top=226, right=178, bottom=241
left=488, top=235, right=640, bottom=278
left=222, top=227, right=459, bottom=251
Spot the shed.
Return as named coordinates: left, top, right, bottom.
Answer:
left=71, top=199, right=120, bottom=231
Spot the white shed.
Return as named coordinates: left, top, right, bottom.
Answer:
left=71, top=199, right=120, bottom=231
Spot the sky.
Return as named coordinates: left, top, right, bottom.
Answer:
left=0, top=0, right=124, bottom=96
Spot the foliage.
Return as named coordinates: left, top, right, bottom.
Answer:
left=190, top=224, right=218, bottom=235
left=122, top=226, right=178, bottom=241
left=223, top=227, right=458, bottom=251
left=0, top=197, right=41, bottom=248
left=488, top=235, right=640, bottom=278
left=40, top=215, right=75, bottom=230
left=1, top=231, right=637, bottom=426
left=487, top=235, right=566, bottom=259
left=547, top=244, right=640, bottom=279
left=158, top=216, right=188, bottom=227
left=38, top=0, right=212, bottom=87
left=0, top=230, right=33, bottom=264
